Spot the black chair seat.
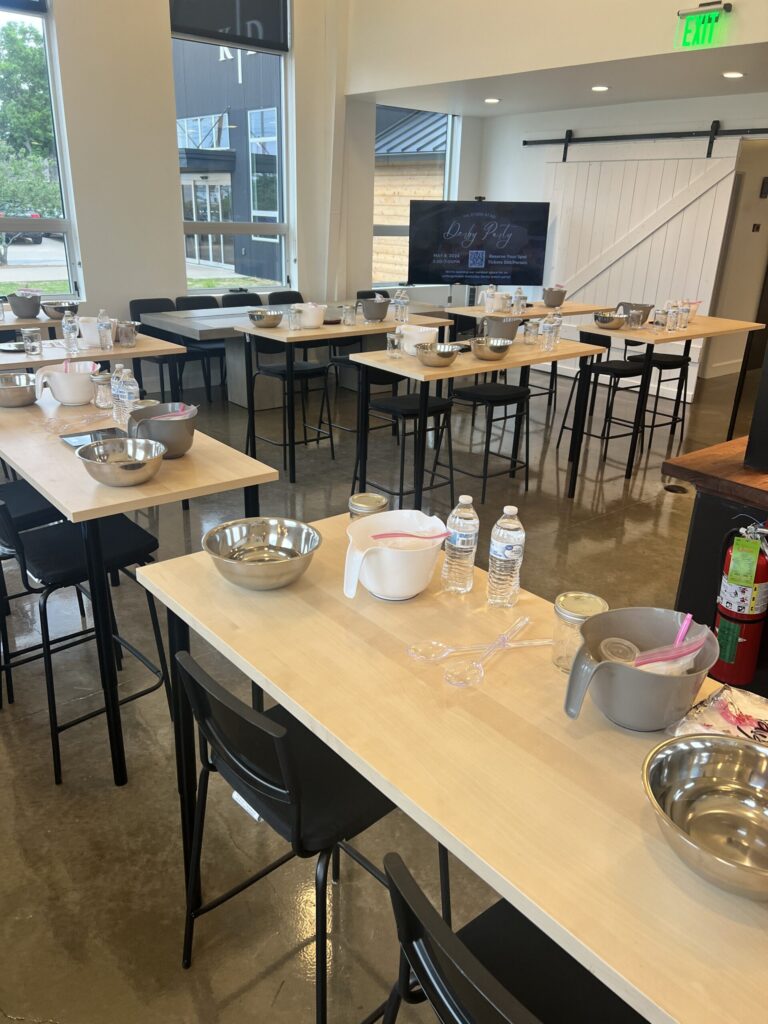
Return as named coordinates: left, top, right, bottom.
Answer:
left=260, top=360, right=328, bottom=380
left=0, top=481, right=60, bottom=532
left=21, top=516, right=158, bottom=588
left=457, top=899, right=645, bottom=1023
left=369, top=394, right=452, bottom=418
left=627, top=352, right=691, bottom=369
left=214, top=703, right=394, bottom=853
left=587, top=360, right=641, bottom=378
left=453, top=383, right=530, bottom=406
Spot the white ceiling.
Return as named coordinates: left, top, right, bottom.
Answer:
left=356, top=43, right=768, bottom=118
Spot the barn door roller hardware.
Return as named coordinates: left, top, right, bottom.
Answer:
left=523, top=121, right=768, bottom=161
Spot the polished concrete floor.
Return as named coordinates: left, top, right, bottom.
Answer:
left=0, top=364, right=756, bottom=1023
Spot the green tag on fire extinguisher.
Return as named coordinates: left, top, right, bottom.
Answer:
left=727, top=537, right=761, bottom=587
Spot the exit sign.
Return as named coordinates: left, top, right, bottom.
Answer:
left=676, top=7, right=731, bottom=49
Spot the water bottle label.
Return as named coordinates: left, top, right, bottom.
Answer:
left=449, top=529, right=477, bottom=549
left=490, top=540, right=523, bottom=560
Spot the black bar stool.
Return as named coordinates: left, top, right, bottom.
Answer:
left=450, top=382, right=530, bottom=502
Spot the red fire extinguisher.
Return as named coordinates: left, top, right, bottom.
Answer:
left=712, top=524, right=768, bottom=687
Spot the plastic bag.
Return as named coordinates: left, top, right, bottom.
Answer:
left=672, top=685, right=768, bottom=742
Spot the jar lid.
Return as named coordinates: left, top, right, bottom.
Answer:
left=554, top=591, right=609, bottom=625
left=90, top=371, right=112, bottom=382
left=599, top=637, right=639, bottom=664
left=349, top=492, right=388, bottom=515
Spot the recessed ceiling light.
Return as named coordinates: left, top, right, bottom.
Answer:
left=722, top=71, right=744, bottom=78
left=484, top=97, right=500, bottom=104
left=591, top=85, right=609, bottom=92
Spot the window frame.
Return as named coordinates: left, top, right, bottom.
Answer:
left=0, top=3, right=80, bottom=297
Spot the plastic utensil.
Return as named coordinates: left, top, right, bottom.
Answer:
left=444, top=616, right=530, bottom=688
left=408, top=637, right=551, bottom=663
left=674, top=613, right=693, bottom=646
left=371, top=530, right=450, bottom=541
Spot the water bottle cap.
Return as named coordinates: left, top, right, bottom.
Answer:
left=458, top=495, right=472, bottom=504
left=504, top=505, right=518, bottom=515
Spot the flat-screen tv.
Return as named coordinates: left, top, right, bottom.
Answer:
left=407, top=200, right=550, bottom=287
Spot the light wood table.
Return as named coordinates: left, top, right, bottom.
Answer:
left=237, top=313, right=452, bottom=484
left=451, top=301, right=613, bottom=320
left=0, top=394, right=278, bottom=784
left=350, top=338, right=605, bottom=507
left=580, top=315, right=765, bottom=486
left=137, top=513, right=767, bottom=1024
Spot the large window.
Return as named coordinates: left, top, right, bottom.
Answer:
left=0, top=4, right=77, bottom=296
left=372, top=107, right=452, bottom=286
left=172, top=37, right=287, bottom=291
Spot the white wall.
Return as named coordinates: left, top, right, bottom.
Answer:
left=49, top=0, right=186, bottom=318
left=346, top=0, right=768, bottom=95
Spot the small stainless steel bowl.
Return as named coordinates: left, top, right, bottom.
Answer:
left=471, top=337, right=513, bottom=362
left=643, top=734, right=768, bottom=900
left=0, top=372, right=36, bottom=407
left=202, top=517, right=322, bottom=591
left=414, top=342, right=461, bottom=367
left=248, top=309, right=284, bottom=328
left=77, top=437, right=166, bottom=487
left=41, top=300, right=79, bottom=320
left=594, top=312, right=629, bottom=330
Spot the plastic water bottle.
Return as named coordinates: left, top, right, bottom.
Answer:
left=540, top=310, right=557, bottom=352
left=552, top=307, right=563, bottom=344
left=487, top=505, right=525, bottom=608
left=111, top=363, right=125, bottom=423
left=441, top=495, right=480, bottom=594
left=97, top=308, right=113, bottom=351
left=116, top=370, right=139, bottom=427
left=513, top=287, right=525, bottom=316
left=62, top=311, right=78, bottom=355
left=400, top=290, right=410, bottom=323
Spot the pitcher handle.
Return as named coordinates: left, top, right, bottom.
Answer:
left=564, top=644, right=599, bottom=719
left=34, top=368, right=49, bottom=400
left=343, top=544, right=369, bottom=599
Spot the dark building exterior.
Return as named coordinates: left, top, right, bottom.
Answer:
left=172, top=37, right=284, bottom=283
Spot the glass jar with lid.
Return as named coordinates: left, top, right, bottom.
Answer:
left=552, top=591, right=609, bottom=673
left=90, top=370, right=113, bottom=409
left=348, top=492, right=389, bottom=519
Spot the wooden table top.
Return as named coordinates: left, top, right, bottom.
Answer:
left=240, top=312, right=452, bottom=344
left=0, top=334, right=186, bottom=373
left=451, top=302, right=613, bottom=320
left=0, top=307, right=57, bottom=330
left=350, top=337, right=605, bottom=383
left=137, top=513, right=765, bottom=1024
left=0, top=394, right=277, bottom=522
left=663, top=436, right=768, bottom=507
left=585, top=314, right=765, bottom=346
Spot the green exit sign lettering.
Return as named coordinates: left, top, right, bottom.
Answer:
left=676, top=9, right=729, bottom=49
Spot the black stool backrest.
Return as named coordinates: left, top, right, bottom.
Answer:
left=129, top=297, right=176, bottom=342
left=253, top=337, right=286, bottom=358
left=578, top=331, right=612, bottom=352
left=268, top=290, right=303, bottom=305
left=384, top=854, right=540, bottom=1024
left=357, top=289, right=390, bottom=299
left=176, top=295, right=220, bottom=311
left=222, top=292, right=263, bottom=307
left=174, top=652, right=303, bottom=845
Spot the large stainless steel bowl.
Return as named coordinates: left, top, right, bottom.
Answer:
left=202, top=517, right=321, bottom=591
left=77, top=437, right=166, bottom=487
left=0, top=372, right=36, bottom=407
left=594, top=311, right=629, bottom=330
left=471, top=337, right=514, bottom=362
left=41, top=300, right=79, bottom=320
left=248, top=309, right=284, bottom=328
left=414, top=342, right=461, bottom=367
left=643, top=734, right=768, bottom=900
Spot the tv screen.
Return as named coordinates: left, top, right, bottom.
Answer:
left=407, top=200, right=550, bottom=287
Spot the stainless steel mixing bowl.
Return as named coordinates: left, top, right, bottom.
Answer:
left=471, top=337, right=514, bottom=361
left=643, top=734, right=768, bottom=900
left=41, top=300, right=80, bottom=320
left=594, top=311, right=629, bottom=330
left=202, top=517, right=322, bottom=591
left=414, top=343, right=461, bottom=367
left=0, top=372, right=36, bottom=407
left=77, top=437, right=166, bottom=487
left=248, top=309, right=284, bottom=328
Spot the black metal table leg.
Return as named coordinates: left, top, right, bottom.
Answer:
left=167, top=609, right=198, bottom=898
left=286, top=344, right=297, bottom=483
left=81, top=519, right=127, bottom=785
left=625, top=343, right=654, bottom=478
left=356, top=364, right=370, bottom=492
left=413, top=382, right=430, bottom=509
left=244, top=485, right=260, bottom=517
left=168, top=357, right=182, bottom=403
left=727, top=328, right=759, bottom=441
left=512, top=365, right=531, bottom=465
left=244, top=336, right=256, bottom=458
left=567, top=354, right=592, bottom=499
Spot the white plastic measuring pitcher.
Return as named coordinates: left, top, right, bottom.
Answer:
left=343, top=510, right=446, bottom=601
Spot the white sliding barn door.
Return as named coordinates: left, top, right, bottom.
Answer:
left=545, top=144, right=737, bottom=395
